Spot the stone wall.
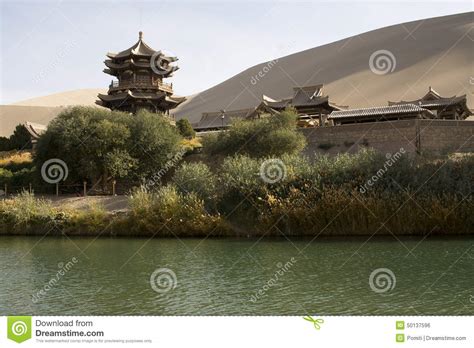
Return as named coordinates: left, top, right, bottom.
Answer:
left=301, top=119, right=474, bottom=156
left=418, top=120, right=474, bottom=153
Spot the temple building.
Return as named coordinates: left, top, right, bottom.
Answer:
left=23, top=121, right=47, bottom=150
left=388, top=87, right=471, bottom=120
left=97, top=32, right=185, bottom=114
left=329, top=87, right=472, bottom=125
left=195, top=84, right=345, bottom=131
left=328, top=104, right=434, bottom=125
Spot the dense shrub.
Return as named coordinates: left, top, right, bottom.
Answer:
left=0, top=168, right=13, bottom=185
left=180, top=137, right=202, bottom=154
left=172, top=162, right=217, bottom=206
left=173, top=149, right=473, bottom=235
left=176, top=118, right=196, bottom=138
left=203, top=107, right=306, bottom=158
left=0, top=167, right=36, bottom=190
left=0, top=151, right=36, bottom=190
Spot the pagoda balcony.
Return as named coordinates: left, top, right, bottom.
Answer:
left=109, top=80, right=173, bottom=93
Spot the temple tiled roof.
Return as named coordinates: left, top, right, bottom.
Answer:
left=195, top=108, right=257, bottom=129
left=196, top=84, right=344, bottom=130
left=24, top=121, right=47, bottom=140
left=262, top=95, right=291, bottom=109
left=329, top=104, right=433, bottom=119
left=387, top=87, right=472, bottom=118
left=292, top=85, right=326, bottom=106
left=389, top=95, right=468, bottom=108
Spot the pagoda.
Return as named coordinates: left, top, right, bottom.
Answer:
left=97, top=32, right=185, bottom=114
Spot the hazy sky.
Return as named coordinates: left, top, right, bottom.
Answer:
left=0, top=0, right=471, bottom=104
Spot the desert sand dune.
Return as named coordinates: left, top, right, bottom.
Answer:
left=175, top=12, right=473, bottom=124
left=12, top=88, right=105, bottom=108
left=1, top=89, right=105, bottom=137
left=1, top=12, right=472, bottom=136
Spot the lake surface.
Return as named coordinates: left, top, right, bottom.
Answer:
left=0, top=236, right=473, bottom=315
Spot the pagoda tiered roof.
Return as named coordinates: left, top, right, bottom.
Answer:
left=98, top=90, right=184, bottom=103
left=97, top=31, right=185, bottom=114
left=104, top=31, right=179, bottom=78
left=107, top=32, right=166, bottom=59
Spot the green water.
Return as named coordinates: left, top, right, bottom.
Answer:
left=0, top=236, right=472, bottom=315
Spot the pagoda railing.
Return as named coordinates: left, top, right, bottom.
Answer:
left=109, top=80, right=173, bottom=93
left=157, top=81, right=173, bottom=93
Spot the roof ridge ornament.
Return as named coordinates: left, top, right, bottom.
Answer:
left=139, top=31, right=143, bottom=40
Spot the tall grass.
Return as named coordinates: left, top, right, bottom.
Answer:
left=259, top=187, right=473, bottom=236
left=124, top=185, right=227, bottom=237
left=0, top=191, right=56, bottom=233
left=0, top=191, right=111, bottom=235
left=0, top=150, right=32, bottom=167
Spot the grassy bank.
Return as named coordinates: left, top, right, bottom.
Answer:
left=1, top=150, right=472, bottom=237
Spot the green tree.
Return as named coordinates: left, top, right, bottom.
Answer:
left=129, top=109, right=183, bottom=179
left=0, top=136, right=11, bottom=151
left=176, top=118, right=196, bottom=138
left=0, top=125, right=32, bottom=151
left=9, top=124, right=32, bottom=150
left=34, top=107, right=182, bottom=189
left=203, top=107, right=305, bottom=158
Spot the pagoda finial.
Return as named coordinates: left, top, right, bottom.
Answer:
left=139, top=31, right=143, bottom=40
